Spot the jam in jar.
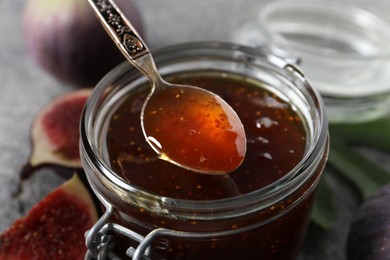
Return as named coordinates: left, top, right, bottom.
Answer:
left=80, top=42, right=328, bottom=260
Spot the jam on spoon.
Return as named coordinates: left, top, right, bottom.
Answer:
left=88, top=0, right=246, bottom=174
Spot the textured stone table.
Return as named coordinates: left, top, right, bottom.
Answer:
left=1, top=0, right=389, bottom=259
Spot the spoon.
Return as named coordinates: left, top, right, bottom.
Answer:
left=89, top=0, right=246, bottom=174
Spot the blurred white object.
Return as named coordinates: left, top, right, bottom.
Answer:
left=234, top=1, right=390, bottom=123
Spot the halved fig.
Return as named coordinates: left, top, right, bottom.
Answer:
left=0, top=174, right=98, bottom=259
left=21, top=89, right=92, bottom=179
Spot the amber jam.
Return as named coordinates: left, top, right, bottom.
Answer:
left=141, top=85, right=246, bottom=174
left=106, top=73, right=306, bottom=199
left=81, top=43, right=328, bottom=260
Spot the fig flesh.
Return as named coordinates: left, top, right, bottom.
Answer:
left=23, top=0, right=143, bottom=87
left=347, top=184, right=390, bottom=260
left=21, top=89, right=92, bottom=180
left=0, top=174, right=98, bottom=259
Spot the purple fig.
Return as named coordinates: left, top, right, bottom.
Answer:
left=23, top=0, right=144, bottom=87
left=0, top=174, right=99, bottom=259
left=347, top=184, right=390, bottom=260
left=21, top=89, right=92, bottom=180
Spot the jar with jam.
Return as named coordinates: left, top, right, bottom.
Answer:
left=80, top=42, right=329, bottom=260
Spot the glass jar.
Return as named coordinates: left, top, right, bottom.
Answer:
left=234, top=1, right=390, bottom=123
left=80, top=42, right=328, bottom=260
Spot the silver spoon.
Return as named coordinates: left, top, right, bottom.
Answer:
left=88, top=0, right=246, bottom=174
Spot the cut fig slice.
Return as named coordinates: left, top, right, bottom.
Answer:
left=21, top=89, right=92, bottom=180
left=0, top=174, right=98, bottom=259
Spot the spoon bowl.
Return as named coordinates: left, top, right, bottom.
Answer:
left=142, top=81, right=247, bottom=174
left=89, top=0, right=246, bottom=174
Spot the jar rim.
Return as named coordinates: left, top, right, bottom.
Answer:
left=258, top=1, right=390, bottom=60
left=80, top=41, right=328, bottom=216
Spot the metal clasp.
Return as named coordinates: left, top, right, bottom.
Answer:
left=84, top=193, right=204, bottom=259
left=84, top=202, right=205, bottom=260
left=85, top=206, right=235, bottom=260
left=84, top=193, right=151, bottom=260
left=84, top=193, right=250, bottom=259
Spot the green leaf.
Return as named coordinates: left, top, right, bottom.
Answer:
left=311, top=172, right=336, bottom=229
left=312, top=116, right=390, bottom=229
left=330, top=116, right=390, bottom=153
left=328, top=137, right=390, bottom=199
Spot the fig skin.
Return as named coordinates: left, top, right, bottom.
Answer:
left=21, top=89, right=92, bottom=180
left=0, top=174, right=99, bottom=259
left=347, top=184, right=390, bottom=260
left=23, top=0, right=143, bottom=87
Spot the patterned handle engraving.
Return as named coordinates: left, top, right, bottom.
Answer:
left=92, top=0, right=147, bottom=58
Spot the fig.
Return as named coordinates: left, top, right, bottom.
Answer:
left=21, top=89, right=92, bottom=180
left=0, top=174, right=98, bottom=259
left=23, top=0, right=143, bottom=87
left=347, top=184, right=390, bottom=260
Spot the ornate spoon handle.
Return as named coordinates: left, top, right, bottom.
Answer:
left=88, top=0, right=163, bottom=82
left=88, top=0, right=149, bottom=58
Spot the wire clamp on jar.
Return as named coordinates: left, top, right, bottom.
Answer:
left=84, top=193, right=152, bottom=259
left=84, top=191, right=261, bottom=259
left=83, top=192, right=216, bottom=259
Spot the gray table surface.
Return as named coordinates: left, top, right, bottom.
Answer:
left=1, top=0, right=390, bottom=259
